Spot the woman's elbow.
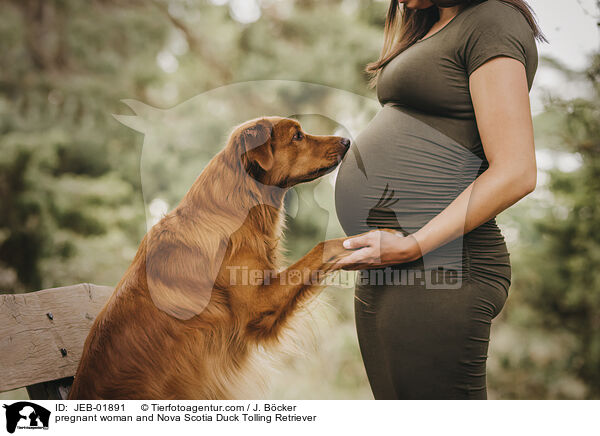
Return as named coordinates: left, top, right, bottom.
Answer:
left=512, top=165, right=537, bottom=198
left=491, top=163, right=537, bottom=199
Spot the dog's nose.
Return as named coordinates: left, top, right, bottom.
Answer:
left=340, top=137, right=351, bottom=148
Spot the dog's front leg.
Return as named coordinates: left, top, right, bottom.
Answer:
left=246, top=237, right=349, bottom=338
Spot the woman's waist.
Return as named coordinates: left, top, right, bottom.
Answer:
left=356, top=220, right=510, bottom=283
left=464, top=219, right=509, bottom=253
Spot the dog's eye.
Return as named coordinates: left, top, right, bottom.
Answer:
left=292, top=131, right=304, bottom=141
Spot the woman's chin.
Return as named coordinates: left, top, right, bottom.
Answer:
left=398, top=0, right=435, bottom=9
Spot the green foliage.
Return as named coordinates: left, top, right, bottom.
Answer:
left=493, top=53, right=600, bottom=399
left=0, top=0, right=387, bottom=292
left=0, top=0, right=385, bottom=398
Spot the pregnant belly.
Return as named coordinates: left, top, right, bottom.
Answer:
left=334, top=105, right=483, bottom=273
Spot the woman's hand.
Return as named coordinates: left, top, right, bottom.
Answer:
left=335, top=229, right=423, bottom=270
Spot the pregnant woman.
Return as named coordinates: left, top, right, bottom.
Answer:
left=335, top=0, right=543, bottom=399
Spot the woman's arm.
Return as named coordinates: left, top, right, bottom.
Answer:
left=337, top=57, right=537, bottom=269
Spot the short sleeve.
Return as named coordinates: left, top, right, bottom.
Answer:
left=460, top=1, right=537, bottom=81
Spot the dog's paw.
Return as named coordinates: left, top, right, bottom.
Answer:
left=319, top=237, right=352, bottom=268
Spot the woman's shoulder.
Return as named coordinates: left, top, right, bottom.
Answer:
left=455, top=0, right=538, bottom=85
left=460, top=0, right=534, bottom=36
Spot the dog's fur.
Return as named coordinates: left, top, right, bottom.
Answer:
left=68, top=117, right=351, bottom=399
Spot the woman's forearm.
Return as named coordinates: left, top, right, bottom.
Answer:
left=412, top=164, right=536, bottom=256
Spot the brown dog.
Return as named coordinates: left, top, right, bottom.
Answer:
left=68, top=116, right=352, bottom=399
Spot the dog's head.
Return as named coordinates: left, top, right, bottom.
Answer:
left=229, top=117, right=350, bottom=187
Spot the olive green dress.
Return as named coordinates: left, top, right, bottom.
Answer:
left=335, top=0, right=538, bottom=399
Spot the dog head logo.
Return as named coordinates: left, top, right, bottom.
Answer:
left=3, top=402, right=50, bottom=434
left=112, top=80, right=379, bottom=318
left=111, top=80, right=376, bottom=232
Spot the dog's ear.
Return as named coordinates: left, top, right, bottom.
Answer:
left=239, top=120, right=274, bottom=172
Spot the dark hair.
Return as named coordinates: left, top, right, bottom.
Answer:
left=366, top=0, right=546, bottom=86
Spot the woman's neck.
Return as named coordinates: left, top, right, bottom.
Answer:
left=438, top=6, right=462, bottom=23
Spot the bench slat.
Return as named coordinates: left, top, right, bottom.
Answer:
left=0, top=284, right=113, bottom=392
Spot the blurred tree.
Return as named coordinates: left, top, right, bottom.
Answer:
left=0, top=0, right=384, bottom=400
left=0, top=0, right=386, bottom=290
left=493, top=52, right=600, bottom=399
left=523, top=53, right=600, bottom=398
left=0, top=0, right=169, bottom=290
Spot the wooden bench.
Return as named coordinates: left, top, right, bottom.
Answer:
left=0, top=284, right=113, bottom=400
